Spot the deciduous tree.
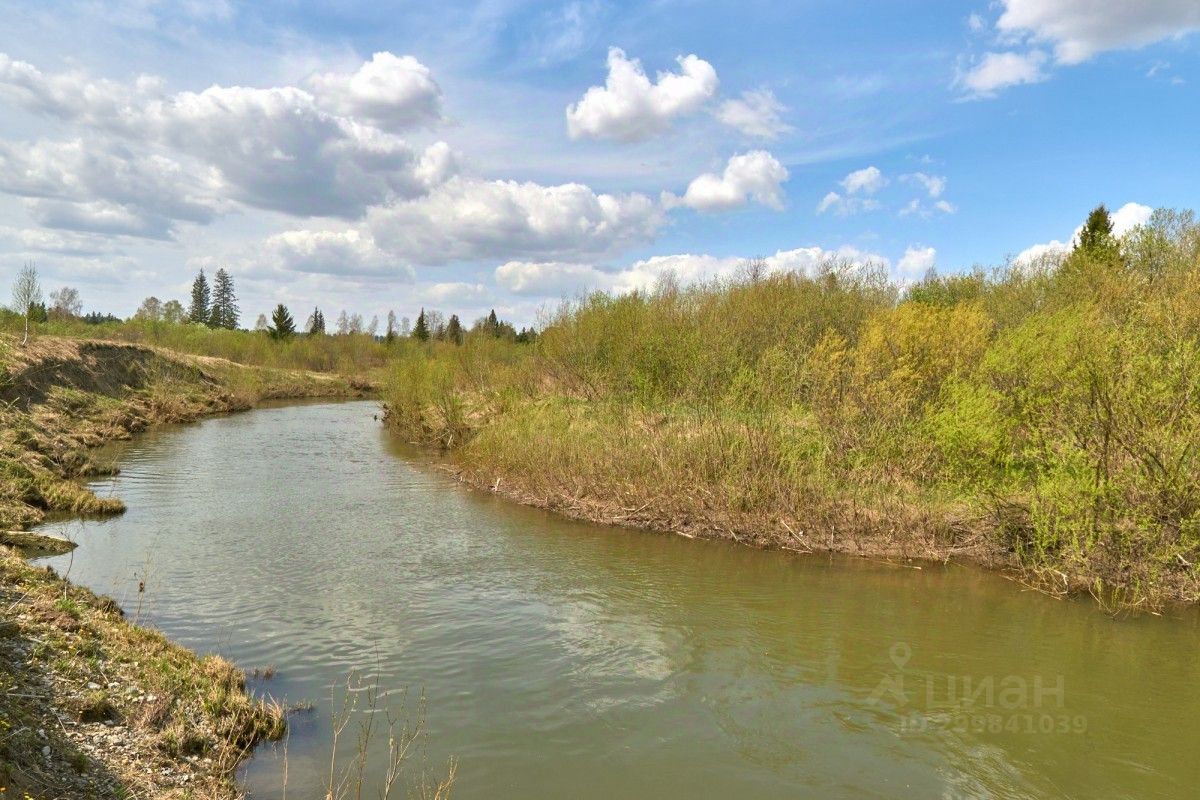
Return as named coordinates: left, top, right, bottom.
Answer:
left=49, top=286, right=82, bottom=319
left=134, top=296, right=164, bottom=322
left=162, top=299, right=185, bottom=324
left=11, top=263, right=42, bottom=346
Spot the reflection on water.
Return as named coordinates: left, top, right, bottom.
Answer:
left=36, top=401, right=1200, bottom=799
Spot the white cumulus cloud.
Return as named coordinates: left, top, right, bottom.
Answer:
left=958, top=2, right=1200, bottom=98
left=714, top=88, right=790, bottom=139
left=841, top=166, right=887, bottom=195
left=816, top=194, right=882, bottom=217
left=368, top=176, right=664, bottom=265
left=816, top=166, right=887, bottom=215
left=565, top=47, right=719, bottom=142
left=1014, top=239, right=1072, bottom=266
left=996, top=0, right=1200, bottom=65
left=0, top=52, right=460, bottom=224
left=309, top=52, right=443, bottom=131
left=494, top=245, right=889, bottom=298
left=1110, top=201, right=1154, bottom=235
left=664, top=150, right=789, bottom=212
left=958, top=50, right=1047, bottom=97
left=902, top=172, right=946, bottom=198
left=262, top=228, right=411, bottom=279
left=0, top=138, right=223, bottom=238
left=496, top=260, right=608, bottom=295
left=897, top=245, right=937, bottom=280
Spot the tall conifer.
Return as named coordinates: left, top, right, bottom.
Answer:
left=413, top=308, right=430, bottom=341
left=188, top=270, right=210, bottom=325
left=209, top=268, right=240, bottom=329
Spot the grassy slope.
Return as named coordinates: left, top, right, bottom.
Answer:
left=0, top=333, right=366, bottom=798
left=0, top=333, right=366, bottom=531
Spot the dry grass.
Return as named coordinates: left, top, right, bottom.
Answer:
left=0, top=332, right=371, bottom=797
left=0, top=333, right=369, bottom=531
left=383, top=210, right=1200, bottom=610
left=0, top=546, right=286, bottom=798
left=313, top=674, right=457, bottom=800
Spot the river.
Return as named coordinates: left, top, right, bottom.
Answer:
left=34, top=400, right=1200, bottom=799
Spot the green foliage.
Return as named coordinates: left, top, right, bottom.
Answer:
left=445, top=314, right=464, bottom=345
left=413, top=308, right=430, bottom=342
left=0, top=313, right=397, bottom=375
left=474, top=308, right=518, bottom=340
left=1077, top=203, right=1114, bottom=254
left=307, top=307, right=326, bottom=335
left=209, top=268, right=240, bottom=330
left=188, top=269, right=210, bottom=325
left=83, top=312, right=121, bottom=325
left=904, top=269, right=986, bottom=308
left=381, top=207, right=1200, bottom=605
left=268, top=304, right=296, bottom=340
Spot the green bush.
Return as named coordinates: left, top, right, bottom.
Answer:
left=382, top=208, right=1200, bottom=604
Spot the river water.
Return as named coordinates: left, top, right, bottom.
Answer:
left=34, top=401, right=1200, bottom=799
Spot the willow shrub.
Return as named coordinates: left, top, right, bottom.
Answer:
left=382, top=209, right=1200, bottom=601
left=535, top=263, right=895, bottom=408
left=927, top=218, right=1200, bottom=578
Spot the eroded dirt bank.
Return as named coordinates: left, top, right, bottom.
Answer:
left=0, top=334, right=369, bottom=798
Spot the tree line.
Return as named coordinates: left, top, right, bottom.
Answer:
left=7, top=264, right=537, bottom=346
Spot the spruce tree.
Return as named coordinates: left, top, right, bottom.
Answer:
left=1077, top=204, right=1114, bottom=254
left=446, top=314, right=464, bottom=345
left=188, top=270, right=210, bottom=325
left=209, top=268, right=239, bottom=329
left=307, top=307, right=325, bottom=335
left=268, top=304, right=296, bottom=340
left=413, top=308, right=430, bottom=341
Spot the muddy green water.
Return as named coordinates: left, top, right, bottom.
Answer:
left=34, top=401, right=1200, bottom=799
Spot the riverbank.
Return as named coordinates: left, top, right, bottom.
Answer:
left=0, top=334, right=372, bottom=531
left=384, top=360, right=1199, bottom=612
left=0, top=333, right=369, bottom=797
left=381, top=211, right=1200, bottom=611
left=384, top=397, right=1009, bottom=573
left=0, top=548, right=285, bottom=797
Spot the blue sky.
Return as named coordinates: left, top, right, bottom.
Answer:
left=0, top=0, right=1196, bottom=327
